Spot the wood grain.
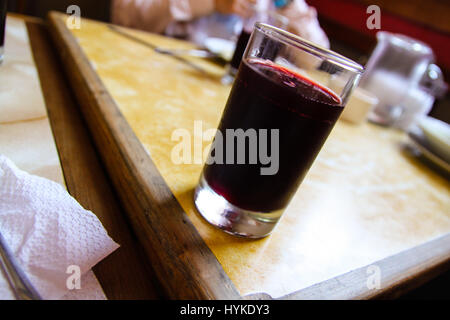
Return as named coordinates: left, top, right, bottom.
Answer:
left=46, top=11, right=240, bottom=300
left=26, top=20, right=162, bottom=300
left=242, top=233, right=450, bottom=300
left=282, top=233, right=450, bottom=299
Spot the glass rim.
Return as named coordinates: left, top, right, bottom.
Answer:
left=254, top=23, right=364, bottom=74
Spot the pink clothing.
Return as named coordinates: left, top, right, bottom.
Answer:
left=111, top=0, right=214, bottom=33
left=278, top=0, right=330, bottom=48
left=111, top=0, right=329, bottom=48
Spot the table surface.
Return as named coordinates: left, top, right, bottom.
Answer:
left=0, top=16, right=64, bottom=184
left=67, top=18, right=450, bottom=298
left=9, top=13, right=450, bottom=299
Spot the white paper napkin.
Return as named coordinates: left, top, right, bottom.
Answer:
left=0, top=155, right=120, bottom=299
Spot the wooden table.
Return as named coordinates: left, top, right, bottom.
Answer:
left=14, top=13, right=450, bottom=299
left=19, top=15, right=161, bottom=299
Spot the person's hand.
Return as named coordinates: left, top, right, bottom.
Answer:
left=215, top=0, right=257, bottom=18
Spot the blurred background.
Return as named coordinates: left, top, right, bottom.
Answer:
left=6, top=0, right=450, bottom=125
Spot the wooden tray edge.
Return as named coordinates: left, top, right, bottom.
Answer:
left=46, top=11, right=240, bottom=300
left=279, top=233, right=450, bottom=299
left=26, top=20, right=163, bottom=299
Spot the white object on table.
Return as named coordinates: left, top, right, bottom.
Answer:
left=394, top=85, right=435, bottom=131
left=364, top=69, right=435, bottom=130
left=0, top=16, right=47, bottom=123
left=417, top=116, right=450, bottom=162
left=203, top=37, right=235, bottom=61
left=340, top=87, right=379, bottom=124
left=0, top=155, right=119, bottom=300
left=0, top=16, right=118, bottom=300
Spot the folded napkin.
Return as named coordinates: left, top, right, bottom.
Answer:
left=0, top=155, right=119, bottom=299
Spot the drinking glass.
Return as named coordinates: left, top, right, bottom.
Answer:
left=195, top=23, right=363, bottom=238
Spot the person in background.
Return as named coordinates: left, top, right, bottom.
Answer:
left=111, top=0, right=329, bottom=48
left=276, top=0, right=329, bottom=48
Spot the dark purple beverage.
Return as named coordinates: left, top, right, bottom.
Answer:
left=0, top=0, right=7, bottom=48
left=203, top=58, right=342, bottom=212
left=229, top=30, right=251, bottom=71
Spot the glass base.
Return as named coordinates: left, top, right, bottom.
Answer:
left=194, top=175, right=283, bottom=238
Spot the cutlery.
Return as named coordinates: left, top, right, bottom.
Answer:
left=107, top=24, right=209, bottom=74
left=0, top=230, right=42, bottom=300
left=408, top=129, right=450, bottom=175
left=154, top=48, right=215, bottom=58
left=154, top=47, right=228, bottom=66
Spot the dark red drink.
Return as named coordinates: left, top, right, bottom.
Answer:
left=203, top=58, right=342, bottom=212
left=0, top=0, right=7, bottom=48
left=229, top=30, right=251, bottom=72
